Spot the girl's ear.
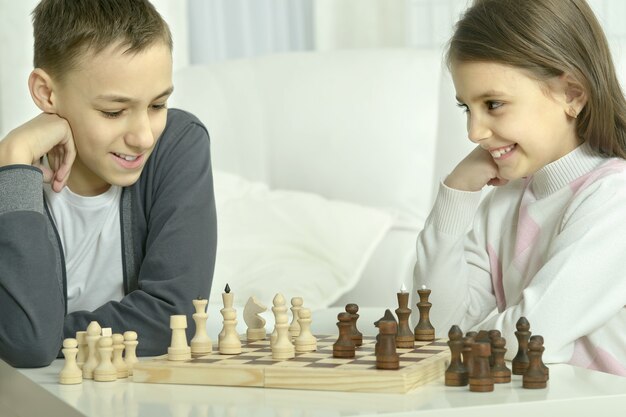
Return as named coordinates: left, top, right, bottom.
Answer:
left=560, top=73, right=587, bottom=117
left=28, top=68, right=58, bottom=113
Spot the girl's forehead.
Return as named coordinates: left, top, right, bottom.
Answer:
left=451, top=61, right=539, bottom=99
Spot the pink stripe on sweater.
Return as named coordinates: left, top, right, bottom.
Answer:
left=487, top=244, right=506, bottom=312
left=570, top=159, right=626, bottom=195
left=569, top=338, right=626, bottom=376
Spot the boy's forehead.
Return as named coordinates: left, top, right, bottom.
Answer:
left=63, top=41, right=172, bottom=98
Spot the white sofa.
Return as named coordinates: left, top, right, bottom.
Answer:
left=169, top=48, right=473, bottom=335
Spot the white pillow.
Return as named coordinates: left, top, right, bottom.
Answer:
left=210, top=170, right=393, bottom=312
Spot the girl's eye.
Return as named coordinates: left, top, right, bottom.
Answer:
left=456, top=102, right=469, bottom=114
left=151, top=103, right=167, bottom=111
left=101, top=110, right=122, bottom=118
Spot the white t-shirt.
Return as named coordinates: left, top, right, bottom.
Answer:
left=43, top=184, right=124, bottom=313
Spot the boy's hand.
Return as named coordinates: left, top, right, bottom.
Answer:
left=0, top=113, right=75, bottom=192
left=444, top=145, right=508, bottom=192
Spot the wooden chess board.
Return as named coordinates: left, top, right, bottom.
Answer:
left=132, top=335, right=451, bottom=393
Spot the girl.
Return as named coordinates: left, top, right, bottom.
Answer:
left=414, top=0, right=626, bottom=376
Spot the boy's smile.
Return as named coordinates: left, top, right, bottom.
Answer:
left=52, top=41, right=173, bottom=196
left=451, top=61, right=582, bottom=181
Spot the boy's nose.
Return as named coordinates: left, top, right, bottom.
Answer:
left=125, top=113, right=155, bottom=150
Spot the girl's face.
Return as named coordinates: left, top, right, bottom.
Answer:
left=451, top=61, right=582, bottom=181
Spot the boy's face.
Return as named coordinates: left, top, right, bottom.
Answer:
left=53, top=41, right=173, bottom=196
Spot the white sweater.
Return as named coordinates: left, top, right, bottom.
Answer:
left=414, top=143, right=626, bottom=376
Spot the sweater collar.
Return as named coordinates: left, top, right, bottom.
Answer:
left=530, top=142, right=607, bottom=199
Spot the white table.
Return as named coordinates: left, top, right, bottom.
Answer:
left=2, top=357, right=626, bottom=417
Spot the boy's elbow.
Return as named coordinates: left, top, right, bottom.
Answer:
left=1, top=344, right=59, bottom=368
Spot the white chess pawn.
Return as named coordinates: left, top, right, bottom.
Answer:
left=295, top=308, right=317, bottom=352
left=271, top=293, right=295, bottom=360
left=168, top=315, right=192, bottom=361
left=59, top=338, right=83, bottom=385
left=289, top=297, right=303, bottom=338
left=123, top=331, right=139, bottom=376
left=111, top=333, right=128, bottom=378
left=75, top=331, right=88, bottom=369
left=82, top=321, right=101, bottom=379
left=219, top=309, right=242, bottom=354
left=191, top=298, right=212, bottom=355
left=93, top=336, right=117, bottom=382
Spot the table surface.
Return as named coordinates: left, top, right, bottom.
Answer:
left=2, top=356, right=626, bottom=417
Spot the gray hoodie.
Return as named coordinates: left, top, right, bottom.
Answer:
left=0, top=109, right=217, bottom=367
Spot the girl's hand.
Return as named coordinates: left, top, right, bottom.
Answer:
left=0, top=113, right=75, bottom=192
left=444, top=145, right=508, bottom=192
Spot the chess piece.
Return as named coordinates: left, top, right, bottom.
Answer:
left=530, top=335, right=549, bottom=380
left=82, top=321, right=101, bottom=379
left=374, top=309, right=397, bottom=356
left=94, top=336, right=117, bottom=382
left=219, top=284, right=235, bottom=343
left=490, top=336, right=511, bottom=383
left=111, top=333, right=128, bottom=379
left=191, top=298, right=212, bottom=355
left=75, top=330, right=88, bottom=369
left=271, top=293, right=295, bottom=359
left=376, top=319, right=399, bottom=369
left=123, top=331, right=139, bottom=376
left=333, top=312, right=356, bottom=358
left=445, top=325, right=468, bottom=386
left=462, top=333, right=476, bottom=378
left=219, top=308, right=242, bottom=354
left=414, top=285, right=435, bottom=341
left=395, top=288, right=414, bottom=348
left=469, top=341, right=494, bottom=392
left=294, top=308, right=317, bottom=352
left=244, top=296, right=267, bottom=341
left=345, top=303, right=363, bottom=346
left=512, top=316, right=531, bottom=375
left=523, top=337, right=547, bottom=389
left=168, top=315, right=192, bottom=360
left=488, top=329, right=501, bottom=367
left=289, top=297, right=303, bottom=338
left=59, top=338, right=83, bottom=385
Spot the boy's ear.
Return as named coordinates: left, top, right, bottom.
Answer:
left=28, top=68, right=58, bottom=113
left=560, top=73, right=587, bottom=117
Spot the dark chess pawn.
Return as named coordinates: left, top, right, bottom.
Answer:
left=469, top=341, right=494, bottom=392
left=445, top=325, right=468, bottom=386
left=333, top=312, right=356, bottom=358
left=512, top=316, right=531, bottom=375
left=488, top=329, right=501, bottom=367
left=462, top=333, right=476, bottom=378
left=490, top=336, right=511, bottom=383
left=523, top=337, right=547, bottom=389
left=345, top=303, right=363, bottom=346
left=530, top=335, right=549, bottom=380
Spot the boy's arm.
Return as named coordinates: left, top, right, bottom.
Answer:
left=0, top=166, right=66, bottom=367
left=63, top=110, right=217, bottom=356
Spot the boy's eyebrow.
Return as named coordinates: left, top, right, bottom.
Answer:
left=95, top=86, right=174, bottom=103
left=455, top=90, right=507, bottom=102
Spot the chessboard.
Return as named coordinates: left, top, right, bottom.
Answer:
left=132, top=335, right=451, bottom=394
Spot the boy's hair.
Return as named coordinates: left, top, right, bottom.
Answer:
left=446, top=0, right=626, bottom=159
left=32, top=0, right=172, bottom=83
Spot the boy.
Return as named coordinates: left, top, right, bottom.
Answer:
left=0, top=0, right=217, bottom=367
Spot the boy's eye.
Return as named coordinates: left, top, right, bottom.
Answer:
left=487, top=101, right=503, bottom=110
left=101, top=110, right=122, bottom=118
left=151, top=103, right=167, bottom=110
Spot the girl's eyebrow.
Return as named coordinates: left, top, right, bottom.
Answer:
left=456, top=90, right=508, bottom=102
